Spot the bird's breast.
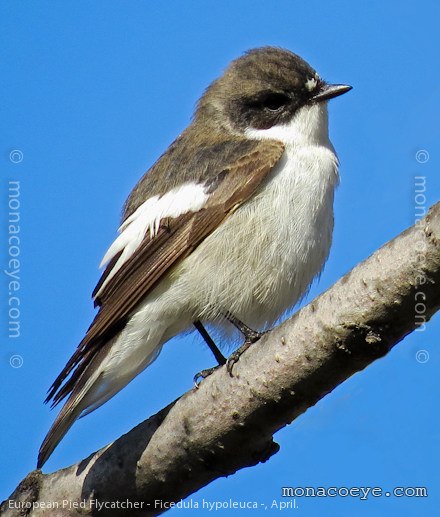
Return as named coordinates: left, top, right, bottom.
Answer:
left=178, top=140, right=339, bottom=329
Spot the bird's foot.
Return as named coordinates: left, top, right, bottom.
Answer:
left=193, top=365, right=222, bottom=388
left=224, top=312, right=264, bottom=342
left=226, top=330, right=265, bottom=376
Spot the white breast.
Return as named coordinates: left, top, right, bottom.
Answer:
left=173, top=102, right=339, bottom=329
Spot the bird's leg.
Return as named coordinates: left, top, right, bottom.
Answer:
left=224, top=311, right=264, bottom=376
left=193, top=320, right=226, bottom=387
left=224, top=311, right=263, bottom=342
left=194, top=320, right=227, bottom=364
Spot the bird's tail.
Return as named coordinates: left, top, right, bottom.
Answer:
left=38, top=394, right=86, bottom=469
left=37, top=353, right=106, bottom=469
left=37, top=339, right=163, bottom=469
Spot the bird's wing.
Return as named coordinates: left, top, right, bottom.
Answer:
left=45, top=139, right=284, bottom=408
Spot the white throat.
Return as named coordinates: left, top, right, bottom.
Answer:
left=245, top=102, right=333, bottom=148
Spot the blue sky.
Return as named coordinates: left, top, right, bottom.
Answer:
left=1, top=1, right=439, bottom=515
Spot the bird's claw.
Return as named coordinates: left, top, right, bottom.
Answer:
left=226, top=330, right=265, bottom=376
left=193, top=365, right=221, bottom=388
left=195, top=329, right=265, bottom=383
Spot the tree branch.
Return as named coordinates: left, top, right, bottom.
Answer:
left=3, top=202, right=440, bottom=517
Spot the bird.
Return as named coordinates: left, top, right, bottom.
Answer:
left=38, top=46, right=351, bottom=468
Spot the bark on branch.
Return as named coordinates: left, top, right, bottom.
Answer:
left=3, top=202, right=440, bottom=517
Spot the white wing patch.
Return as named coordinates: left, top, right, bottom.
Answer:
left=95, top=182, right=210, bottom=298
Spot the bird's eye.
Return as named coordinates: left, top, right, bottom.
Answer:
left=260, top=93, right=290, bottom=111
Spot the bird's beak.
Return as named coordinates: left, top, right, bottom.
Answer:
left=312, top=83, right=352, bottom=102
